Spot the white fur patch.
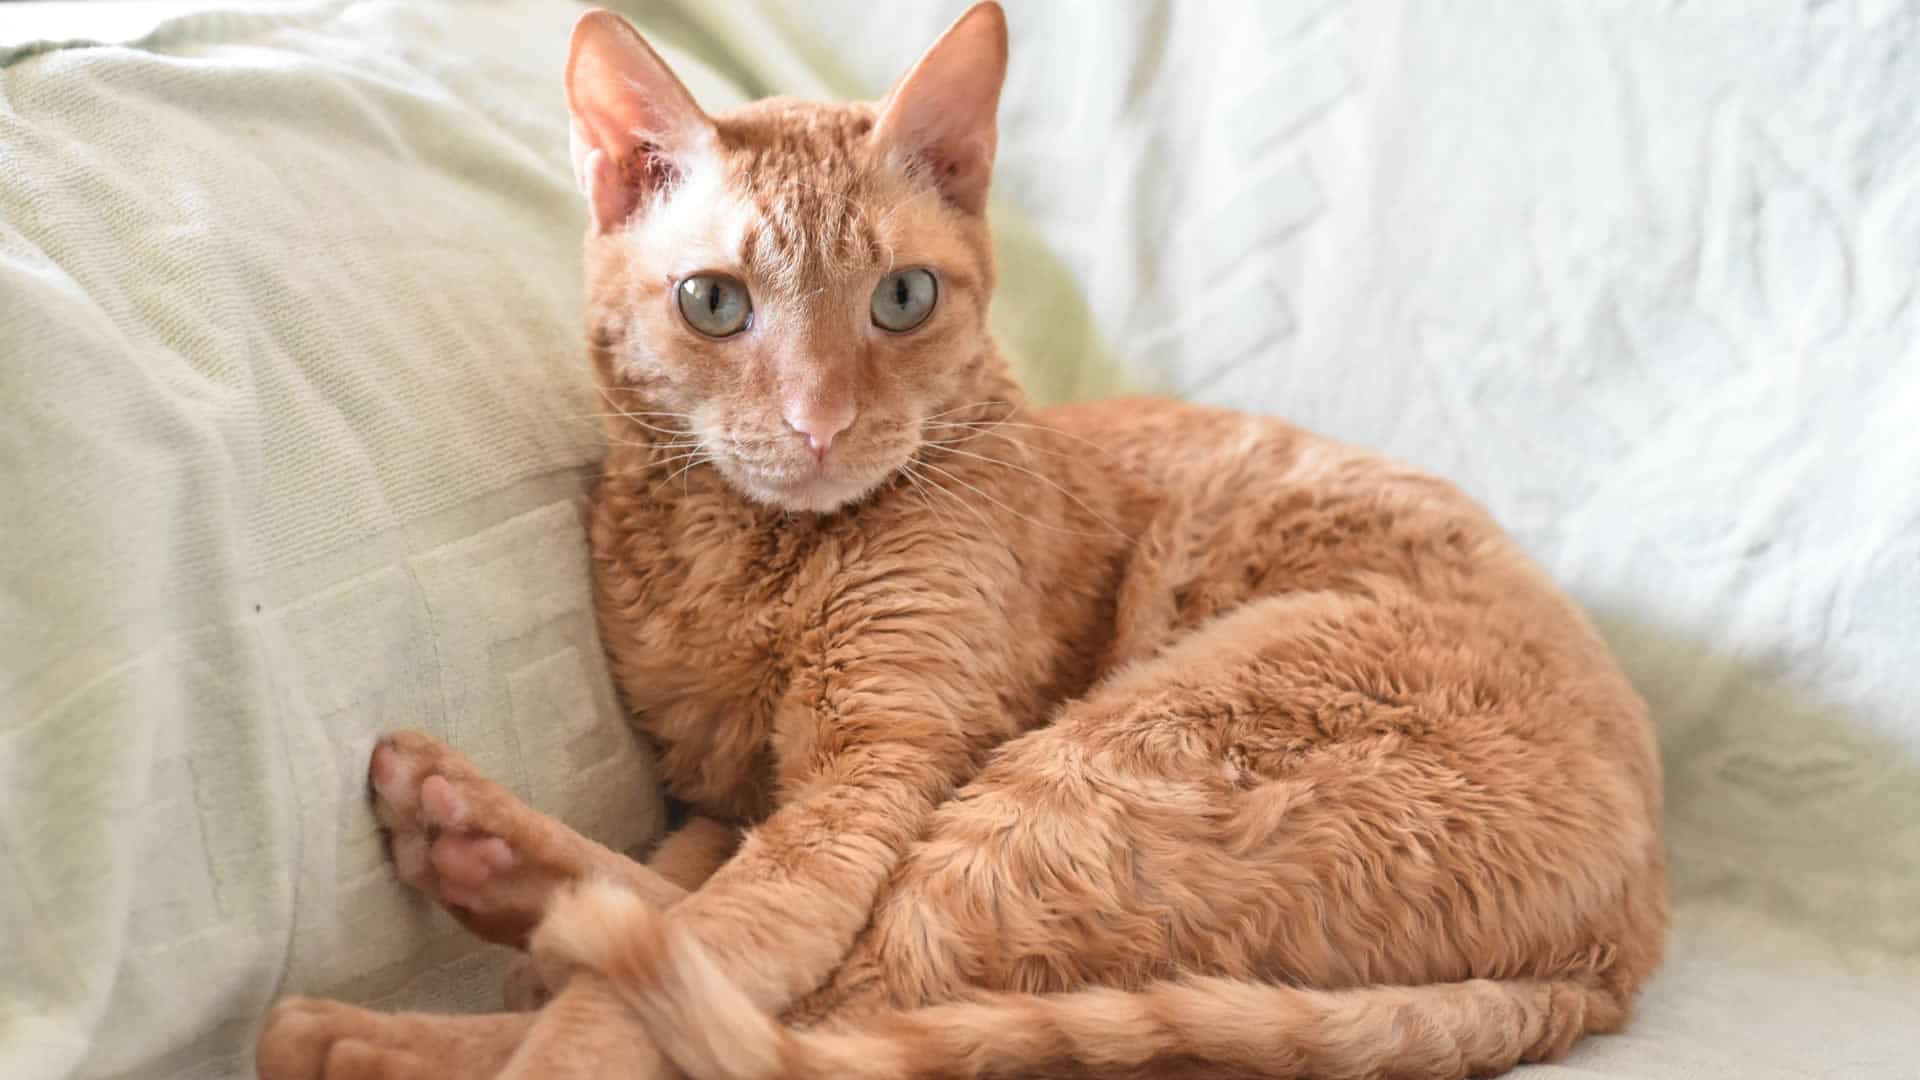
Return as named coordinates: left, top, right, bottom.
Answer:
left=624, top=154, right=752, bottom=279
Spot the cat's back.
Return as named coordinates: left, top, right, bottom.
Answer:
left=1037, top=395, right=1426, bottom=504
left=1035, top=395, right=1492, bottom=551
left=1035, top=394, right=1650, bottom=759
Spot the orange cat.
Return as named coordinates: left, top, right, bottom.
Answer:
left=257, top=5, right=1666, bottom=1077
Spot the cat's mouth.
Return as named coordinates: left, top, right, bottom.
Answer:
left=700, top=426, right=922, bottom=514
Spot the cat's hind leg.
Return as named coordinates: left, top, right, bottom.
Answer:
left=589, top=591, right=1654, bottom=1080
left=642, top=812, right=743, bottom=892
left=370, top=730, right=688, bottom=947
left=492, top=975, right=677, bottom=1080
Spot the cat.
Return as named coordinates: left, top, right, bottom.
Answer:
left=255, top=4, right=1667, bottom=1078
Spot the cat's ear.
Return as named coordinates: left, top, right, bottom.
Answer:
left=565, top=10, right=717, bottom=235
left=871, top=1, right=1008, bottom=215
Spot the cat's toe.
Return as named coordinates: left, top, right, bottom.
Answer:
left=257, top=998, right=325, bottom=1080
left=368, top=731, right=475, bottom=823
left=368, top=733, right=515, bottom=896
left=316, top=1039, right=433, bottom=1080
left=365, top=731, right=560, bottom=945
left=258, top=998, right=417, bottom=1080
left=430, top=830, right=518, bottom=903
left=257, top=998, right=505, bottom=1080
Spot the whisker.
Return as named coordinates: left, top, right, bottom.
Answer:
left=923, top=427, right=1083, bottom=464
left=921, top=444, right=1129, bottom=541
left=912, top=458, right=1113, bottom=543
left=921, top=418, right=1117, bottom=460
left=605, top=438, right=705, bottom=452
left=563, top=411, right=697, bottom=423
left=646, top=449, right=710, bottom=472
left=652, top=452, right=717, bottom=498
left=920, top=399, right=1014, bottom=423
left=906, top=461, right=1005, bottom=548
left=588, top=387, right=699, bottom=438
left=600, top=447, right=714, bottom=493
left=898, top=464, right=958, bottom=532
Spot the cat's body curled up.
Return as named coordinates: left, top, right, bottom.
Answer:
left=256, top=5, right=1666, bottom=1078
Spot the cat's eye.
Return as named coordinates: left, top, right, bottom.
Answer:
left=870, top=268, right=938, bottom=333
left=676, top=274, right=753, bottom=338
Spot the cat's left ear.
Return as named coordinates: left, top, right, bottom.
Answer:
left=871, top=2, right=1008, bottom=215
left=566, top=9, right=717, bottom=235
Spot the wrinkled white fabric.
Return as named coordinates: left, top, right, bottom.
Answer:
left=763, top=3, right=1920, bottom=1076
left=0, top=3, right=709, bottom=1076
left=2, top=1, right=1915, bottom=1078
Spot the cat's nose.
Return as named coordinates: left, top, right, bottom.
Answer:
left=784, top=407, right=854, bottom=460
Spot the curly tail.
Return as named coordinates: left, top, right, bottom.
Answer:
left=535, top=882, right=1625, bottom=1080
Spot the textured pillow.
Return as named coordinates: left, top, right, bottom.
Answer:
left=11, top=2, right=1919, bottom=1079
left=0, top=4, right=1112, bottom=1075
left=0, top=3, right=745, bottom=1075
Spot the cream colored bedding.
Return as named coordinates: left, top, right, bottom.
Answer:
left=2, top=2, right=1914, bottom=1077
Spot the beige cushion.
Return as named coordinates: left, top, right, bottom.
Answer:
left=0, top=3, right=728, bottom=1075
left=6, top=1, right=1917, bottom=1078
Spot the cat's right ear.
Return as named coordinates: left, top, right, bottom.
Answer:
left=871, top=2, right=1008, bottom=215
left=565, top=10, right=716, bottom=235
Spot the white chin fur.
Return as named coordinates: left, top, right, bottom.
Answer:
left=729, top=465, right=887, bottom=515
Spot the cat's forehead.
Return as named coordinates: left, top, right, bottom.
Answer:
left=715, top=101, right=907, bottom=286
left=625, top=99, right=963, bottom=295
left=716, top=99, right=880, bottom=173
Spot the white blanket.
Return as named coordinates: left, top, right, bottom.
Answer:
left=0, top=4, right=689, bottom=1076
left=3, top=1, right=1915, bottom=1078
left=762, top=3, right=1920, bottom=1074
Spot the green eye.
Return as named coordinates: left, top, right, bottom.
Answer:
left=676, top=274, right=752, bottom=338
left=870, top=268, right=937, bottom=332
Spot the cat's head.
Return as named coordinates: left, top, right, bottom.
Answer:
left=565, top=3, right=1010, bottom=513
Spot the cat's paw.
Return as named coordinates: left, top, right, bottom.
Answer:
left=256, top=997, right=530, bottom=1080
left=256, top=998, right=433, bottom=1080
left=369, top=731, right=553, bottom=945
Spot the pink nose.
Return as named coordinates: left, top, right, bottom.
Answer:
left=785, top=409, right=854, bottom=459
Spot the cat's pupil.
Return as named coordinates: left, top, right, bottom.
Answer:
left=893, top=277, right=908, bottom=308
left=708, top=283, right=721, bottom=314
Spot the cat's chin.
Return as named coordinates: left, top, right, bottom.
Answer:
left=732, top=465, right=888, bottom=515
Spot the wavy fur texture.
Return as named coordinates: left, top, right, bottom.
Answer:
left=256, top=5, right=1665, bottom=1078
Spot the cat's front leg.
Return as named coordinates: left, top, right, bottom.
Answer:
left=255, top=978, right=672, bottom=1080
left=497, top=815, right=742, bottom=1009
left=535, top=682, right=978, bottom=1020
left=255, top=997, right=532, bottom=1080
left=369, top=730, right=688, bottom=947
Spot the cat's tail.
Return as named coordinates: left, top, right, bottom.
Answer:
left=535, top=882, right=1626, bottom=1080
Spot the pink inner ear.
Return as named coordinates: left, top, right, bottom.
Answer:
left=580, top=137, right=684, bottom=236
left=878, top=105, right=998, bottom=214
left=925, top=134, right=992, bottom=189
left=583, top=148, right=637, bottom=236
left=870, top=4, right=1007, bottom=214
left=565, top=10, right=714, bottom=233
